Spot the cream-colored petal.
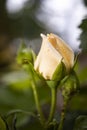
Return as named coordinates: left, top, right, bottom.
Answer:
left=34, top=34, right=62, bottom=79
left=48, top=33, right=74, bottom=71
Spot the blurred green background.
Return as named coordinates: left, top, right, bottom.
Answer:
left=0, top=0, right=87, bottom=130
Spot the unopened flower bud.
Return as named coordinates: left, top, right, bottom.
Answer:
left=34, top=33, right=74, bottom=80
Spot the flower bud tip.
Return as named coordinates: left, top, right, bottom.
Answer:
left=40, top=33, right=47, bottom=39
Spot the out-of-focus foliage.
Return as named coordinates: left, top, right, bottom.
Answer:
left=0, top=0, right=44, bottom=41
left=69, top=60, right=87, bottom=111
left=79, top=18, right=87, bottom=52
left=73, top=116, right=87, bottom=130
left=0, top=0, right=45, bottom=68
left=0, top=72, right=50, bottom=114
left=74, top=61, right=87, bottom=85
left=0, top=112, right=45, bottom=130
left=0, top=116, right=7, bottom=130
left=84, top=0, right=87, bottom=6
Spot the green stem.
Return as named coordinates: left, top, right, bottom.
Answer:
left=58, top=99, right=68, bottom=130
left=31, top=81, right=45, bottom=125
left=47, top=87, right=57, bottom=124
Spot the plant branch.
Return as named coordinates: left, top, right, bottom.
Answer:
left=47, top=87, right=57, bottom=125
left=31, top=81, right=45, bottom=125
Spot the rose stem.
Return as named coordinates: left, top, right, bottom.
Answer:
left=58, top=98, right=68, bottom=130
left=47, top=87, right=57, bottom=124
left=31, top=81, right=45, bottom=125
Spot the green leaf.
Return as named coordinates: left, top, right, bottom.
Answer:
left=6, top=114, right=17, bottom=130
left=73, top=116, right=87, bottom=130
left=0, top=116, right=7, bottom=130
left=5, top=109, right=36, bottom=129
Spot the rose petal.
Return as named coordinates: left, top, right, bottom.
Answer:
left=48, top=33, right=74, bottom=71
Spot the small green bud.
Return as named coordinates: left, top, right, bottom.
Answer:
left=17, top=42, right=36, bottom=66
left=61, top=70, right=80, bottom=100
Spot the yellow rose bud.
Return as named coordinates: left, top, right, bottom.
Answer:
left=34, top=33, right=74, bottom=80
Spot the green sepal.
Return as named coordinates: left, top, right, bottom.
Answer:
left=52, top=61, right=66, bottom=81
left=46, top=80, right=59, bottom=89
left=73, top=52, right=80, bottom=69
left=47, top=61, right=66, bottom=89
left=61, top=70, right=80, bottom=100
left=21, top=60, right=44, bottom=84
